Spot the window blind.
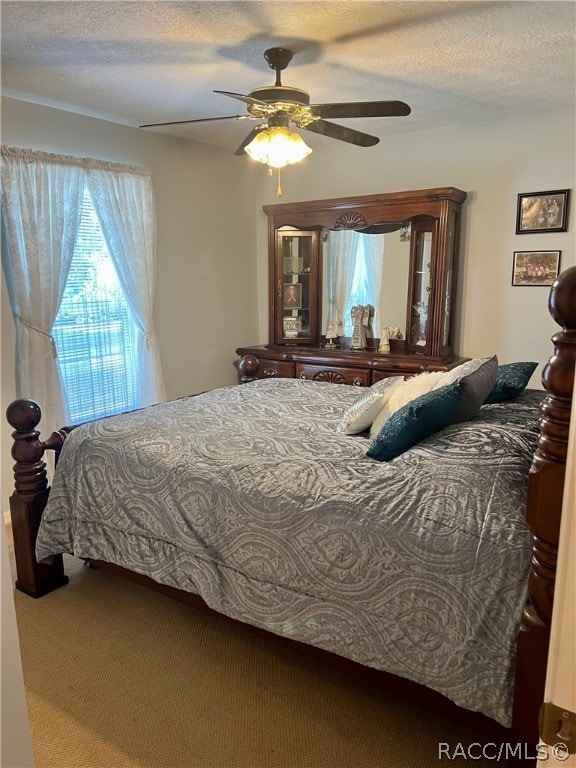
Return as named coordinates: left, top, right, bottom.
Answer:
left=53, top=187, right=139, bottom=423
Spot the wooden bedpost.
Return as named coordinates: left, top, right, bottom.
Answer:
left=6, top=398, right=72, bottom=597
left=512, top=265, right=576, bottom=755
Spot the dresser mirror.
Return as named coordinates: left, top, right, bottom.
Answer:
left=236, top=187, right=467, bottom=386
left=321, top=223, right=419, bottom=344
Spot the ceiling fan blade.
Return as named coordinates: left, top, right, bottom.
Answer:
left=140, top=115, right=246, bottom=128
left=213, top=90, right=269, bottom=108
left=234, top=126, right=266, bottom=156
left=301, top=120, right=379, bottom=147
left=309, top=101, right=411, bottom=120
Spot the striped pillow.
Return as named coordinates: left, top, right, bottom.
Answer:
left=337, top=377, right=404, bottom=435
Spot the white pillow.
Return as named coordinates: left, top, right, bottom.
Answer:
left=368, top=371, right=448, bottom=438
left=337, top=376, right=404, bottom=435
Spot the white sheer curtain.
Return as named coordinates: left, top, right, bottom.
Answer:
left=1, top=145, right=165, bottom=432
left=0, top=146, right=84, bottom=431
left=86, top=167, right=165, bottom=406
left=327, top=229, right=360, bottom=336
left=362, top=233, right=385, bottom=332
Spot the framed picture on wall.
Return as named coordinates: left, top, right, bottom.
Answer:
left=512, top=250, right=561, bottom=286
left=516, top=189, right=570, bottom=234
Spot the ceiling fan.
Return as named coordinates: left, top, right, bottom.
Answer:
left=140, top=47, right=411, bottom=157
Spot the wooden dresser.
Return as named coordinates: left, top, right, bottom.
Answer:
left=236, top=344, right=468, bottom=386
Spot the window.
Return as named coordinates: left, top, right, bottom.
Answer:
left=343, top=233, right=384, bottom=336
left=2, top=147, right=164, bottom=435
left=53, top=187, right=139, bottom=423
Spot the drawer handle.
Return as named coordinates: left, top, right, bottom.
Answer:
left=299, top=371, right=308, bottom=380
left=263, top=367, right=278, bottom=377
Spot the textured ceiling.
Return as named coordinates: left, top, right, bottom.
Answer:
left=1, top=1, right=575, bottom=153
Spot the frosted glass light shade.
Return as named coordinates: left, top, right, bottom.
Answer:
left=245, top=126, right=312, bottom=168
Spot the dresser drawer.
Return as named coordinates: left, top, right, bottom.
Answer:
left=371, top=370, right=411, bottom=383
left=371, top=359, right=461, bottom=383
left=295, top=364, right=369, bottom=387
left=257, top=360, right=295, bottom=379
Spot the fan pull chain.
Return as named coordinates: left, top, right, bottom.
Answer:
left=267, top=166, right=283, bottom=197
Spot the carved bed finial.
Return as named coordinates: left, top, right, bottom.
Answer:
left=6, top=399, right=48, bottom=496
left=6, top=398, right=72, bottom=495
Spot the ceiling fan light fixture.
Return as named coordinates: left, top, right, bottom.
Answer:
left=244, top=125, right=312, bottom=168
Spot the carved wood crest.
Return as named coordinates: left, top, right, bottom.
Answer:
left=333, top=212, right=368, bottom=230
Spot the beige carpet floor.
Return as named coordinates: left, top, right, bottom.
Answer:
left=10, top=544, right=509, bottom=768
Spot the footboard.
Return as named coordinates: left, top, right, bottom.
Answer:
left=6, top=399, right=74, bottom=597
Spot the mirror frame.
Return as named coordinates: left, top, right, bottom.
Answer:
left=263, top=187, right=467, bottom=358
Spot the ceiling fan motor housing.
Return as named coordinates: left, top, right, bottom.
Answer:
left=248, top=86, right=310, bottom=108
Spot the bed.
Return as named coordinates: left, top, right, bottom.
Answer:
left=7, top=265, right=576, bottom=765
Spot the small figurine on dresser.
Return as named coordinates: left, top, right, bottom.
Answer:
left=363, top=304, right=375, bottom=339
left=378, top=327, right=391, bottom=354
left=350, top=305, right=368, bottom=350
left=378, top=325, right=401, bottom=354
left=324, top=322, right=337, bottom=349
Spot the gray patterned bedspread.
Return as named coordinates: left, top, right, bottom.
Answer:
left=37, top=378, right=542, bottom=726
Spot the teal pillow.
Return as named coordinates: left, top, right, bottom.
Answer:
left=366, top=383, right=462, bottom=462
left=484, top=362, right=538, bottom=404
